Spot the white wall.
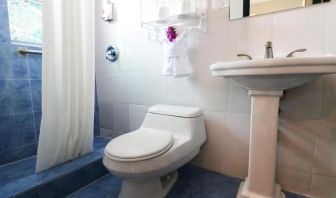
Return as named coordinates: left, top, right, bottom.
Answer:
left=95, top=0, right=336, bottom=197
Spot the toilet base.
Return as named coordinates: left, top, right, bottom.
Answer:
left=118, top=171, right=178, bottom=198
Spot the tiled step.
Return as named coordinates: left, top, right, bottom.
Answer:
left=0, top=137, right=110, bottom=198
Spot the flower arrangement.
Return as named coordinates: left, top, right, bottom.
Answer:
left=166, top=26, right=177, bottom=42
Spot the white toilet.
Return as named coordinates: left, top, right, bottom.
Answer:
left=103, top=104, right=207, bottom=198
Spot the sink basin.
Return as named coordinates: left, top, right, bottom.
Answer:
left=209, top=56, right=336, bottom=198
left=210, top=56, right=336, bottom=90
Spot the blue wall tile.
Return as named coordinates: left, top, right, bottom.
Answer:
left=0, top=113, right=36, bottom=152
left=0, top=0, right=7, bottom=7
left=31, top=79, right=41, bottom=111
left=0, top=44, right=29, bottom=79
left=0, top=80, right=33, bottom=116
left=34, top=111, right=42, bottom=140
left=28, top=54, right=42, bottom=80
left=0, top=143, right=36, bottom=166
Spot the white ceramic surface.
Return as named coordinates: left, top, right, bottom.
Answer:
left=103, top=104, right=207, bottom=198
left=210, top=56, right=336, bottom=91
left=105, top=128, right=174, bottom=161
left=148, top=104, right=202, bottom=118
left=210, top=56, right=336, bottom=198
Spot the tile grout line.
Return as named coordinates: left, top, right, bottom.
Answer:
left=65, top=174, right=111, bottom=197
left=26, top=53, right=39, bottom=145
left=0, top=155, right=35, bottom=169
left=309, top=119, right=322, bottom=197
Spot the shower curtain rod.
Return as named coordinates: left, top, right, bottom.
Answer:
left=17, top=47, right=42, bottom=55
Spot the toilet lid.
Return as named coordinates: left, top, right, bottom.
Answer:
left=105, top=128, right=174, bottom=162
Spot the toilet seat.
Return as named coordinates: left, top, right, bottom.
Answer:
left=105, top=128, right=174, bottom=162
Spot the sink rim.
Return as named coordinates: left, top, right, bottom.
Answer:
left=210, top=56, right=336, bottom=70
left=210, top=56, right=336, bottom=77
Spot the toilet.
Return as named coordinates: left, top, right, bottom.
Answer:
left=103, top=104, right=207, bottom=198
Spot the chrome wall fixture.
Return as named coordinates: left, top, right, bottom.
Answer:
left=106, top=45, right=119, bottom=62
left=101, top=0, right=114, bottom=23
left=17, top=47, right=42, bottom=55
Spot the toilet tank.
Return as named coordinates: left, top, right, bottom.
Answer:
left=141, top=105, right=206, bottom=146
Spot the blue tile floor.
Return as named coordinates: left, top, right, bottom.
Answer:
left=0, top=137, right=110, bottom=197
left=69, top=165, right=307, bottom=198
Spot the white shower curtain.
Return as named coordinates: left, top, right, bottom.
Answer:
left=36, top=0, right=95, bottom=172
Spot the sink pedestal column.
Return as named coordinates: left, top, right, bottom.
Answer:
left=237, top=90, right=285, bottom=198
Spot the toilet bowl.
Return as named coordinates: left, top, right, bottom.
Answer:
left=103, top=104, right=207, bottom=198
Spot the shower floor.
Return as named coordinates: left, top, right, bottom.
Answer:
left=0, top=137, right=110, bottom=198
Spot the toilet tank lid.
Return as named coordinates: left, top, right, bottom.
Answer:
left=148, top=104, right=202, bottom=118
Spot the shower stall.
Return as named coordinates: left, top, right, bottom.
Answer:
left=0, top=0, right=107, bottom=197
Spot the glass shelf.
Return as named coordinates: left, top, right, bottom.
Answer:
left=140, top=0, right=207, bottom=42
left=141, top=12, right=206, bottom=31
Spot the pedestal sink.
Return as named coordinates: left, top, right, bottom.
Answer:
left=210, top=56, right=336, bottom=198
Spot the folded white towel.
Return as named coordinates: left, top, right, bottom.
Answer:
left=162, top=29, right=192, bottom=77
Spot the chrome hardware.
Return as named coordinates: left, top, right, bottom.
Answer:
left=287, top=49, right=307, bottom=57
left=237, top=54, right=252, bottom=60
left=17, top=47, right=42, bottom=55
left=101, top=0, right=114, bottom=23
left=106, top=45, right=119, bottom=62
left=265, top=41, right=273, bottom=59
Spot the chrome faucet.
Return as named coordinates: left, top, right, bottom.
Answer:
left=265, top=41, right=273, bottom=59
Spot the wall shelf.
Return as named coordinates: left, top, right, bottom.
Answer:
left=141, top=12, right=207, bottom=31
left=140, top=0, right=207, bottom=42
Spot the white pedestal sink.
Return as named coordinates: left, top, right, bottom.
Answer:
left=210, top=57, right=336, bottom=198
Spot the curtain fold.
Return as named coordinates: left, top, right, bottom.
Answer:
left=36, top=0, right=95, bottom=172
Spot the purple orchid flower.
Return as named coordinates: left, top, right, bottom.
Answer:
left=166, top=26, right=177, bottom=42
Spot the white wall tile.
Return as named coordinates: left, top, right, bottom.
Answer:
left=228, top=14, right=273, bottom=59
left=98, top=100, right=114, bottom=130
left=100, top=128, right=123, bottom=139
left=273, top=4, right=327, bottom=56
left=280, top=78, right=323, bottom=120
left=315, top=120, right=336, bottom=177
left=144, top=40, right=164, bottom=71
left=322, top=74, right=336, bottom=122
left=276, top=167, right=312, bottom=196
left=120, top=30, right=147, bottom=72
left=110, top=103, right=130, bottom=133
left=277, top=114, right=318, bottom=172
left=96, top=73, right=129, bottom=104
left=129, top=104, right=147, bottom=131
left=325, top=2, right=336, bottom=55
left=202, top=111, right=250, bottom=160
left=194, top=71, right=229, bottom=112
left=127, top=72, right=146, bottom=104
left=227, top=82, right=251, bottom=113
left=311, top=174, right=336, bottom=198
left=143, top=71, right=169, bottom=105
left=167, top=76, right=196, bottom=106
left=192, top=150, right=248, bottom=179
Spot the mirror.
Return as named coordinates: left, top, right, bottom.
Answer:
left=230, top=0, right=330, bottom=20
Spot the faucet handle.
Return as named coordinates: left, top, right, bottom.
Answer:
left=287, top=49, right=307, bottom=57
left=265, top=41, right=273, bottom=48
left=237, top=54, right=252, bottom=60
